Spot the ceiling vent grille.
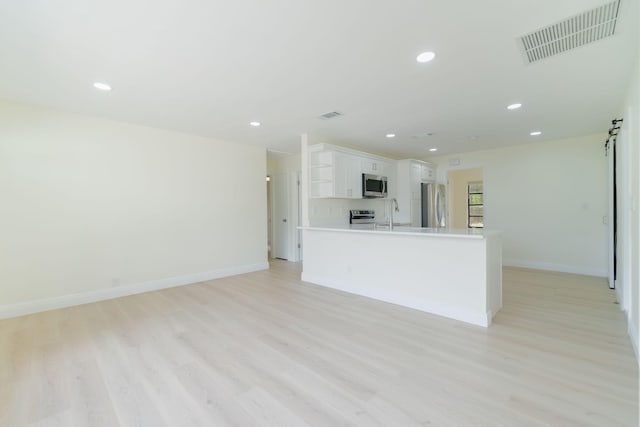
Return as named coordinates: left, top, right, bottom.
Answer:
left=318, top=111, right=343, bottom=120
left=519, top=0, right=620, bottom=63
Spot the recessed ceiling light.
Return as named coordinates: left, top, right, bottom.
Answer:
left=416, top=51, right=436, bottom=63
left=429, top=148, right=438, bottom=152
left=93, top=82, right=112, bottom=91
left=530, top=131, right=542, bottom=136
left=385, top=133, right=396, bottom=138
left=507, top=103, right=522, bottom=110
left=249, top=121, right=261, bottom=127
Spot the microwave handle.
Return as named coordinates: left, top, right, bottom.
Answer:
left=383, top=179, right=387, bottom=196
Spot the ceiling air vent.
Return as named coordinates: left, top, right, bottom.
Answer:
left=318, top=111, right=343, bottom=120
left=519, top=0, right=620, bottom=64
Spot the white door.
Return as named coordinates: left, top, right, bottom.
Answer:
left=607, top=138, right=615, bottom=289
left=272, top=173, right=289, bottom=260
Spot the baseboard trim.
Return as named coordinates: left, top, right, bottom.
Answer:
left=502, top=259, right=607, bottom=278
left=301, top=272, right=491, bottom=327
left=0, top=262, right=269, bottom=320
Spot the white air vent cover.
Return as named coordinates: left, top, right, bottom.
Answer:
left=319, top=111, right=342, bottom=120
left=519, top=0, right=620, bottom=63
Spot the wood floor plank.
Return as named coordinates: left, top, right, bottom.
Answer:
left=1, top=261, right=638, bottom=426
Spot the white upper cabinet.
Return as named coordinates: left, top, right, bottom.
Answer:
left=421, top=164, right=435, bottom=181
left=309, top=149, right=355, bottom=198
left=308, top=143, right=396, bottom=199
left=309, top=144, right=380, bottom=199
left=334, top=152, right=362, bottom=198
left=410, top=162, right=422, bottom=198
left=361, top=158, right=387, bottom=175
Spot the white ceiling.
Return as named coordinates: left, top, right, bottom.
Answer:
left=0, top=0, right=637, bottom=158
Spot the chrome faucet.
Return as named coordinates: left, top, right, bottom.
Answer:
left=388, top=198, right=399, bottom=230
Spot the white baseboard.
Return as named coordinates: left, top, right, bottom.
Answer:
left=502, top=259, right=607, bottom=278
left=0, top=262, right=269, bottom=320
left=301, top=273, right=491, bottom=327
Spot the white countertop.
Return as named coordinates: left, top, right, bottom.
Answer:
left=300, top=224, right=500, bottom=239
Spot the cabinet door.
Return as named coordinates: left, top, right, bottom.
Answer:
left=421, top=165, right=435, bottom=181
left=362, top=158, right=385, bottom=175
left=410, top=162, right=422, bottom=198
left=334, top=152, right=362, bottom=198
left=334, top=152, right=349, bottom=198
left=349, top=155, right=363, bottom=198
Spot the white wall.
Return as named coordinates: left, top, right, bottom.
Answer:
left=616, top=55, right=639, bottom=362
left=267, top=153, right=300, bottom=175
left=0, top=101, right=268, bottom=316
left=430, top=134, right=608, bottom=277
left=631, top=64, right=640, bottom=365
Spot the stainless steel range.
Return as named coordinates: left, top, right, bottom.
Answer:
left=349, top=209, right=375, bottom=224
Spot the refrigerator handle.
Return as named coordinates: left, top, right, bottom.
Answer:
left=435, top=186, right=441, bottom=227
left=433, top=185, right=440, bottom=228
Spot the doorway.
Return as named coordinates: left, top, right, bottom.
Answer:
left=270, top=171, right=301, bottom=261
left=447, top=168, right=484, bottom=229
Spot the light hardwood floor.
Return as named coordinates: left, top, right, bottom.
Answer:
left=1, top=261, right=638, bottom=426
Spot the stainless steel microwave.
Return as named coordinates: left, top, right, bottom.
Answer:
left=362, top=173, right=388, bottom=198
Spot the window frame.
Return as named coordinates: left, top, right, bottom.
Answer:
left=467, top=181, right=484, bottom=229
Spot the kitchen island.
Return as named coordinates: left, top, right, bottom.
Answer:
left=300, top=225, right=502, bottom=327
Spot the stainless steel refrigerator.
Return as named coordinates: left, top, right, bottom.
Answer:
left=421, top=183, right=446, bottom=228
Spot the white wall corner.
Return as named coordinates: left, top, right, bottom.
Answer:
left=300, top=134, right=310, bottom=227
left=0, top=262, right=269, bottom=320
